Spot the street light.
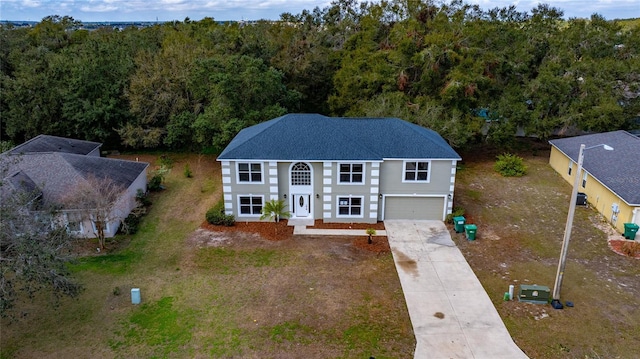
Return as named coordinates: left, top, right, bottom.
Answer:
left=552, top=143, right=613, bottom=304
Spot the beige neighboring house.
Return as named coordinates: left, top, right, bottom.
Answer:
left=549, top=130, right=640, bottom=234
left=2, top=135, right=149, bottom=238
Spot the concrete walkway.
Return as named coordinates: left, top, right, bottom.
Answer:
left=384, top=220, right=528, bottom=359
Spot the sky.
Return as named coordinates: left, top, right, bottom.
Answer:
left=0, top=0, right=638, bottom=22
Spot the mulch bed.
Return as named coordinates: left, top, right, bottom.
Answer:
left=351, top=236, right=390, bottom=254
left=310, top=219, right=386, bottom=230
left=201, top=219, right=389, bottom=253
left=608, top=239, right=640, bottom=259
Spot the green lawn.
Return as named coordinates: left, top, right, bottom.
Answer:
left=0, top=153, right=414, bottom=358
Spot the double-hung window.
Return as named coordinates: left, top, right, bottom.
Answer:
left=404, top=161, right=430, bottom=182
left=238, top=162, right=262, bottom=183
left=339, top=163, right=364, bottom=184
left=65, top=213, right=83, bottom=234
left=567, top=162, right=573, bottom=176
left=239, top=196, right=263, bottom=216
left=337, top=196, right=363, bottom=217
left=582, top=172, right=587, bottom=188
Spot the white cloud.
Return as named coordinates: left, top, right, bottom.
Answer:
left=79, top=4, right=118, bottom=12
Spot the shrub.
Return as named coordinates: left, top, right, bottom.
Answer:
left=206, top=200, right=235, bottom=226
left=148, top=165, right=170, bottom=191
left=184, top=163, right=193, bottom=178
left=158, top=155, right=174, bottom=169
left=121, top=211, right=143, bottom=235
left=148, top=174, right=163, bottom=191
left=494, top=153, right=527, bottom=177
left=445, top=207, right=465, bottom=224
left=222, top=214, right=236, bottom=226
left=136, top=189, right=151, bottom=207
left=621, top=241, right=640, bottom=257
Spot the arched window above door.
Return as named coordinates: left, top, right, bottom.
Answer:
left=291, top=162, right=311, bottom=186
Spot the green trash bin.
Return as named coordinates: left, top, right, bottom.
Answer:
left=464, top=224, right=477, bottom=241
left=623, top=223, right=639, bottom=240
left=453, top=216, right=466, bottom=233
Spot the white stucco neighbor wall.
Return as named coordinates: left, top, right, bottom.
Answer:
left=63, top=167, right=148, bottom=239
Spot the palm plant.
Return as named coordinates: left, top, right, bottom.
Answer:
left=366, top=228, right=376, bottom=244
left=260, top=199, right=291, bottom=223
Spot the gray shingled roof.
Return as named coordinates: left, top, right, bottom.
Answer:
left=6, top=134, right=101, bottom=155
left=6, top=171, right=40, bottom=196
left=3, top=152, right=148, bottom=206
left=218, top=114, right=461, bottom=161
left=549, top=130, right=640, bottom=205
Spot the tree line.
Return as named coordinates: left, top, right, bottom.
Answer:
left=1, top=0, right=639, bottom=150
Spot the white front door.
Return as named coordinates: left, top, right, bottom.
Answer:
left=290, top=162, right=313, bottom=218
left=294, top=194, right=310, bottom=217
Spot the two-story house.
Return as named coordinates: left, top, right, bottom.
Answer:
left=217, top=114, right=461, bottom=224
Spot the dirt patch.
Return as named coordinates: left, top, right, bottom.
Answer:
left=178, top=228, right=415, bottom=357
left=454, top=145, right=640, bottom=359
left=186, top=228, right=232, bottom=248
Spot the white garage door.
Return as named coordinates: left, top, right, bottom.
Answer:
left=384, top=197, right=445, bottom=220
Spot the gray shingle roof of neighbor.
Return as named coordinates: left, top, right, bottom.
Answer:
left=6, top=134, right=101, bottom=155
left=218, top=114, right=461, bottom=161
left=6, top=171, right=41, bottom=196
left=549, top=130, right=640, bottom=205
left=3, top=152, right=149, bottom=205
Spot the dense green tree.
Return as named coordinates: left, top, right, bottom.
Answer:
left=1, top=3, right=637, bottom=150
left=189, top=55, right=301, bottom=149
left=61, top=28, right=136, bottom=146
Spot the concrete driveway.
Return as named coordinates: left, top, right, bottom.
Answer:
left=384, top=220, right=528, bottom=359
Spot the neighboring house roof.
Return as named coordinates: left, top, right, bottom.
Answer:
left=6, top=152, right=149, bottom=205
left=5, top=170, right=41, bottom=197
left=218, top=114, right=461, bottom=161
left=0, top=170, right=42, bottom=205
left=6, top=134, right=101, bottom=155
left=549, top=130, right=640, bottom=205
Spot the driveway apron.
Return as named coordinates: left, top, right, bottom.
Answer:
left=384, top=220, right=528, bottom=359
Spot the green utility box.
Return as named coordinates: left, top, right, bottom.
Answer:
left=623, top=223, right=639, bottom=240
left=518, top=285, right=550, bottom=304
left=464, top=224, right=477, bottom=241
left=453, top=216, right=466, bottom=233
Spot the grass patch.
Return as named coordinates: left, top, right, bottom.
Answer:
left=110, top=297, right=196, bottom=357
left=268, top=320, right=314, bottom=344
left=195, top=247, right=286, bottom=274
left=70, top=250, right=140, bottom=275
left=465, top=189, right=482, bottom=201
left=200, top=178, right=216, bottom=193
